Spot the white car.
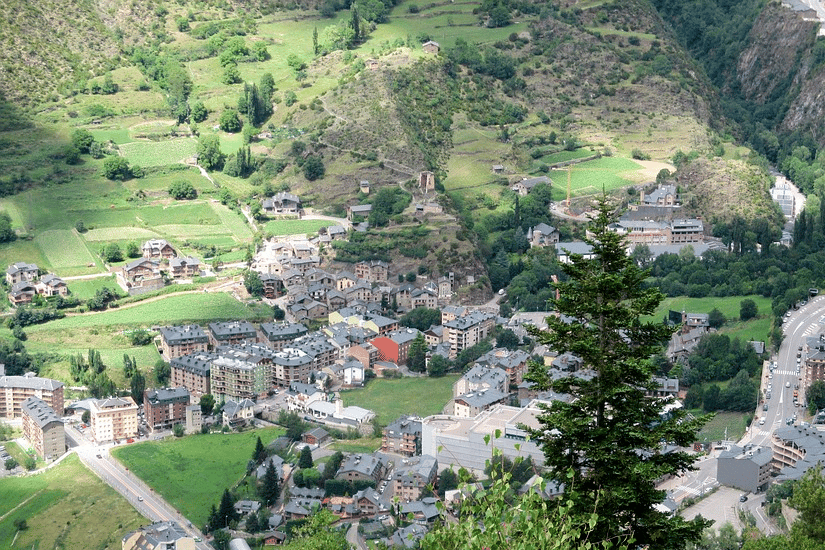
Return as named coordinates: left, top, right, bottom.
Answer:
left=786, top=381, right=791, bottom=388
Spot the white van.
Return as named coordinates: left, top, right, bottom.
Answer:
left=759, top=416, right=766, bottom=425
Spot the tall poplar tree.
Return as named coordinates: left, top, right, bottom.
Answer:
left=526, top=198, right=711, bottom=550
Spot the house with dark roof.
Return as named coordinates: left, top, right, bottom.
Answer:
left=122, top=521, right=194, bottom=550
left=260, top=322, right=309, bottom=351
left=453, top=388, right=510, bottom=417
left=169, top=256, right=202, bottom=279
left=142, top=239, right=176, bottom=259
left=382, top=415, right=423, bottom=456
left=120, top=258, right=164, bottom=294
left=527, top=223, right=559, bottom=248
left=262, top=192, right=301, bottom=214
left=8, top=280, right=36, bottom=306
left=336, top=453, right=386, bottom=483
left=222, top=398, right=256, bottom=427
left=347, top=204, right=373, bottom=221
left=511, top=175, right=551, bottom=196
left=393, top=455, right=437, bottom=501
left=36, top=273, right=68, bottom=297
left=6, top=262, right=39, bottom=285
left=302, top=427, right=330, bottom=446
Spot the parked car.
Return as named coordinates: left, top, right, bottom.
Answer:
left=740, top=494, right=748, bottom=502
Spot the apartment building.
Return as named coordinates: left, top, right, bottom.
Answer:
left=90, top=396, right=138, bottom=442
left=159, top=325, right=209, bottom=360
left=170, top=352, right=214, bottom=399
left=0, top=371, right=64, bottom=418
left=21, top=397, right=65, bottom=460
left=144, top=387, right=191, bottom=431
left=443, top=311, right=496, bottom=357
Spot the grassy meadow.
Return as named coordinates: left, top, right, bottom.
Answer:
left=340, top=374, right=458, bottom=425
left=113, top=427, right=284, bottom=527
left=0, top=454, right=146, bottom=550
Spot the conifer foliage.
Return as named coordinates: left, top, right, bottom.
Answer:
left=526, top=198, right=711, bottom=550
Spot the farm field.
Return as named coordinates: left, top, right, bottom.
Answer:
left=0, top=454, right=145, bottom=550
left=113, top=427, right=284, bottom=527
left=119, top=138, right=197, bottom=167
left=339, top=374, right=458, bottom=425
left=549, top=156, right=644, bottom=202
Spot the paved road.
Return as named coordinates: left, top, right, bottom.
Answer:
left=65, top=429, right=211, bottom=549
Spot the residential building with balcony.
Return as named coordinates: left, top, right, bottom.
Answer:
left=144, top=387, right=191, bottom=431
left=90, top=396, right=138, bottom=442
left=0, top=371, right=64, bottom=418
left=159, top=325, right=209, bottom=360
left=170, top=352, right=214, bottom=399
left=382, top=415, right=423, bottom=456
left=21, top=397, right=65, bottom=460
left=208, top=320, right=259, bottom=348
left=443, top=311, right=496, bottom=357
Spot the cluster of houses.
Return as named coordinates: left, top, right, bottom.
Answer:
left=5, top=262, right=68, bottom=306
left=118, top=239, right=203, bottom=295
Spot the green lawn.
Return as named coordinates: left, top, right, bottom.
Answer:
left=693, top=411, right=749, bottom=443
left=0, top=454, right=145, bottom=550
left=25, top=292, right=268, bottom=331
left=113, top=427, right=284, bottom=527
left=263, top=219, right=335, bottom=236
left=340, top=375, right=457, bottom=425
left=650, top=295, right=773, bottom=324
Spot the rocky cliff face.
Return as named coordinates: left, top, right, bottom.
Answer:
left=736, top=2, right=825, bottom=143
left=735, top=3, right=818, bottom=103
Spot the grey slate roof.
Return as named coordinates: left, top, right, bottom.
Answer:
left=0, top=374, right=63, bottom=391
left=21, top=397, right=62, bottom=428
left=161, top=325, right=208, bottom=344
left=145, top=387, right=190, bottom=405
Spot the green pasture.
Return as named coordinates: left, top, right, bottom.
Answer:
left=119, top=138, right=197, bottom=167
left=89, top=126, right=133, bottom=145
left=549, top=156, right=643, bottom=201
left=113, top=427, right=284, bottom=527
left=35, top=229, right=97, bottom=270
left=340, top=374, right=457, bottom=425
left=718, top=316, right=772, bottom=344
left=24, top=292, right=268, bottom=331
left=0, top=238, right=49, bottom=273
left=370, top=1, right=530, bottom=49
left=263, top=219, right=335, bottom=236
left=83, top=227, right=161, bottom=242
left=330, top=437, right=382, bottom=454
left=0, top=454, right=145, bottom=550
left=211, top=202, right=254, bottom=241
left=67, top=275, right=119, bottom=300
left=541, top=148, right=596, bottom=165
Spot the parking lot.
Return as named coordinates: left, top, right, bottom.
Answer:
left=681, top=486, right=749, bottom=531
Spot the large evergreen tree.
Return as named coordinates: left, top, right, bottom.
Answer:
left=525, top=198, right=711, bottom=549
left=253, top=436, right=266, bottom=464
left=216, top=488, right=238, bottom=528
left=407, top=333, right=427, bottom=373
left=298, top=445, right=314, bottom=469
left=259, top=461, right=280, bottom=506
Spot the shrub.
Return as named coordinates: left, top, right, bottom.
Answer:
left=168, top=180, right=198, bottom=200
